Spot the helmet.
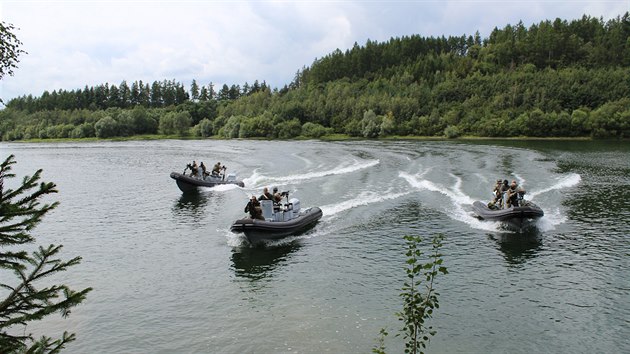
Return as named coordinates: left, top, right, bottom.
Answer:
left=273, top=187, right=278, bottom=192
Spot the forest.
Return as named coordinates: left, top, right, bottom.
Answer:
left=1, top=13, right=629, bottom=141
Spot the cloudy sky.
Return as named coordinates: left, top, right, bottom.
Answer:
left=0, top=0, right=627, bottom=103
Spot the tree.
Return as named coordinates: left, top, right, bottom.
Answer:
left=190, top=79, right=200, bottom=101
left=301, top=122, right=329, bottom=138
left=196, top=118, right=213, bottom=137
left=374, top=234, right=447, bottom=354
left=94, top=115, right=119, bottom=138
left=0, top=22, right=25, bottom=81
left=0, top=22, right=26, bottom=104
left=361, top=110, right=382, bottom=138
left=158, top=111, right=192, bottom=136
left=0, top=155, right=92, bottom=352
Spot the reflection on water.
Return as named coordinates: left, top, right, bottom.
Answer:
left=3, top=139, right=627, bottom=354
left=172, top=190, right=226, bottom=218
left=489, top=229, right=543, bottom=265
left=175, top=191, right=206, bottom=209
left=230, top=243, right=301, bottom=280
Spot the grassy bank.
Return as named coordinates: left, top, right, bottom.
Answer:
left=5, top=133, right=609, bottom=144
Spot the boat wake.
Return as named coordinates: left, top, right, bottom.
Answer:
left=527, top=173, right=581, bottom=200
left=242, top=159, right=379, bottom=189
left=223, top=224, right=327, bottom=248
left=400, top=171, right=581, bottom=233
left=202, top=183, right=242, bottom=192
left=320, top=188, right=410, bottom=219
left=535, top=207, right=567, bottom=232
left=400, top=171, right=505, bottom=232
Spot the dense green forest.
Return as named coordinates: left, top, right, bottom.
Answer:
left=1, top=13, right=629, bottom=141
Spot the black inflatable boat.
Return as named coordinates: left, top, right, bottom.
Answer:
left=472, top=200, right=544, bottom=222
left=170, top=172, right=245, bottom=193
left=231, top=198, right=323, bottom=245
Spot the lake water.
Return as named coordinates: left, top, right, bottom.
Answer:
left=1, top=139, right=629, bottom=353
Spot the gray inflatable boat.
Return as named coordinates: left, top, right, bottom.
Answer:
left=231, top=198, right=323, bottom=245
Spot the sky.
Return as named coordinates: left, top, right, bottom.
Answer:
left=0, top=0, right=628, bottom=103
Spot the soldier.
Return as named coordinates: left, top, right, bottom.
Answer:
left=244, top=195, right=263, bottom=220
left=191, top=160, right=199, bottom=177
left=488, top=179, right=504, bottom=209
left=200, top=162, right=209, bottom=177
left=258, top=187, right=274, bottom=201
left=506, top=180, right=526, bottom=208
left=212, top=162, right=222, bottom=177
left=272, top=187, right=283, bottom=205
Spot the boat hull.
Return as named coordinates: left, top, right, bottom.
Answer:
left=170, top=172, right=244, bottom=193
left=472, top=201, right=544, bottom=222
left=231, top=207, right=323, bottom=245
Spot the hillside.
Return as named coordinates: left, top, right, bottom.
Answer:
left=1, top=13, right=629, bottom=140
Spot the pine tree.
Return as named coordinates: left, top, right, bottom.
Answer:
left=0, top=155, right=92, bottom=353
left=190, top=79, right=200, bottom=101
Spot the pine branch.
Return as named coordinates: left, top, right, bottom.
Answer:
left=1, top=154, right=90, bottom=351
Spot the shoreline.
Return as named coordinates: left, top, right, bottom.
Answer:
left=2, top=134, right=615, bottom=144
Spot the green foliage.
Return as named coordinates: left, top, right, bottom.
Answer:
left=379, top=112, right=396, bottom=137
left=276, top=119, right=302, bottom=139
left=196, top=118, right=214, bottom=137
left=158, top=111, right=192, bottom=136
left=70, top=123, right=95, bottom=138
left=301, top=122, right=330, bottom=138
left=374, top=234, right=447, bottom=354
left=361, top=110, right=382, bottom=138
left=238, top=114, right=274, bottom=138
left=2, top=13, right=630, bottom=140
left=0, top=155, right=92, bottom=353
left=443, top=125, right=461, bottom=139
left=219, top=115, right=243, bottom=138
left=94, top=116, right=118, bottom=138
left=588, top=98, right=630, bottom=138
left=0, top=22, right=26, bottom=82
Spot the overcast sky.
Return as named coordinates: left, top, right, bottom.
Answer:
left=0, top=0, right=627, bottom=103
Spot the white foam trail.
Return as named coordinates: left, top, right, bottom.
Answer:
left=275, top=159, right=379, bottom=182
left=475, top=173, right=489, bottom=184
left=535, top=207, right=567, bottom=232
left=242, top=169, right=264, bottom=188
left=528, top=173, right=581, bottom=199
left=293, top=153, right=314, bottom=168
left=320, top=189, right=410, bottom=218
left=513, top=174, right=525, bottom=188
left=400, top=171, right=502, bottom=232
left=400, top=172, right=475, bottom=205
left=223, top=228, right=247, bottom=247
left=204, top=183, right=241, bottom=192
left=249, top=159, right=379, bottom=188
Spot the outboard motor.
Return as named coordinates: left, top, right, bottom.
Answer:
left=289, top=198, right=300, bottom=217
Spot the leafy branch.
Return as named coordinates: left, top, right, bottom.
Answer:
left=374, top=234, right=448, bottom=354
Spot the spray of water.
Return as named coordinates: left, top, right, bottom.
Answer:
left=400, top=171, right=581, bottom=232
left=204, top=183, right=241, bottom=192
left=243, top=159, right=379, bottom=189
left=528, top=173, right=581, bottom=199
left=320, top=188, right=410, bottom=218
left=400, top=171, right=506, bottom=232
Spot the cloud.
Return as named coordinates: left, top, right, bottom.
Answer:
left=0, top=0, right=627, bottom=102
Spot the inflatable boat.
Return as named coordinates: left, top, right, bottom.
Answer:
left=231, top=198, right=323, bottom=245
left=170, top=171, right=244, bottom=193
left=472, top=200, right=544, bottom=222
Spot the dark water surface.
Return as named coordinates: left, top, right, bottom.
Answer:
left=1, top=139, right=628, bottom=353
